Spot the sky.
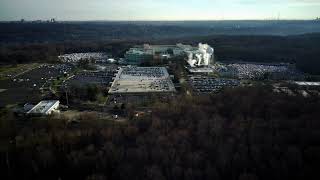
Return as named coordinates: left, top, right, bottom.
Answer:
left=0, top=0, right=320, bottom=21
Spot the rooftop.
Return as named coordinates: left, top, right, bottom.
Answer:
left=109, top=67, right=176, bottom=94
left=27, top=100, right=59, bottom=115
left=187, top=66, right=215, bottom=73
left=294, top=81, right=320, bottom=86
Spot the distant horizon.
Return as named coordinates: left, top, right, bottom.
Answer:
left=1, top=0, right=320, bottom=22
left=1, top=18, right=319, bottom=22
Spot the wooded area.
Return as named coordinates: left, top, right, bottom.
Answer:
left=1, top=86, right=319, bottom=180
left=1, top=33, right=320, bottom=74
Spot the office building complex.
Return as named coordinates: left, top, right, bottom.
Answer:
left=124, top=43, right=214, bottom=66
left=124, top=48, right=153, bottom=65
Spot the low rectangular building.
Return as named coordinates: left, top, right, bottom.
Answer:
left=293, top=81, right=320, bottom=90
left=124, top=48, right=153, bottom=65
left=27, top=100, right=60, bottom=115
left=109, top=66, right=176, bottom=94
left=294, top=81, right=320, bottom=86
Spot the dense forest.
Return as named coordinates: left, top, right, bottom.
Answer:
left=1, top=21, right=320, bottom=43
left=1, top=33, right=320, bottom=74
left=1, top=21, right=320, bottom=74
left=1, top=86, right=320, bottom=180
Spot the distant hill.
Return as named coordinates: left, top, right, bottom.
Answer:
left=1, top=20, right=320, bottom=43
left=0, top=22, right=320, bottom=75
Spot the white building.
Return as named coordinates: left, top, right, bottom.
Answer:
left=294, top=81, right=320, bottom=86
left=185, top=43, right=214, bottom=67
left=27, top=100, right=60, bottom=115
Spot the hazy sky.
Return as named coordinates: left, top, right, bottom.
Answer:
left=0, top=0, right=319, bottom=21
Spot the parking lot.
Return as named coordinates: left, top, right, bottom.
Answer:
left=65, top=71, right=115, bottom=87
left=0, top=64, right=74, bottom=107
left=58, top=53, right=109, bottom=63
left=216, top=62, right=304, bottom=80
left=11, top=64, right=73, bottom=89
left=63, top=65, right=118, bottom=88
left=188, top=75, right=240, bottom=93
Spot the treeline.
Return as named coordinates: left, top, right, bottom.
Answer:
left=1, top=86, right=320, bottom=180
left=0, top=22, right=207, bottom=43
left=1, top=21, right=320, bottom=43
left=0, top=41, right=134, bottom=65
left=155, top=33, right=320, bottom=74
left=1, top=33, right=320, bottom=74
left=62, top=84, right=107, bottom=103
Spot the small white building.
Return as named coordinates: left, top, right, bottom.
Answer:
left=27, top=100, right=60, bottom=115
left=294, top=81, right=320, bottom=86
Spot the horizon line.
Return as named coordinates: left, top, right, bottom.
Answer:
left=0, top=18, right=319, bottom=22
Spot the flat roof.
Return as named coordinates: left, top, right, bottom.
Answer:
left=109, top=67, right=176, bottom=94
left=187, top=67, right=215, bottom=73
left=294, top=81, right=320, bottom=86
left=27, top=100, right=59, bottom=114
